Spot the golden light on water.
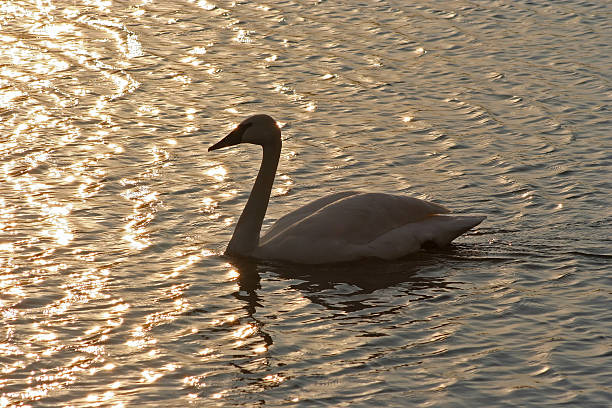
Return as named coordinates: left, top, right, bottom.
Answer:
left=121, top=186, right=159, bottom=250
left=253, top=345, right=267, bottom=354
left=211, top=391, right=226, bottom=399
left=86, top=391, right=119, bottom=405
left=40, top=202, right=74, bottom=246
left=263, top=374, right=285, bottom=385
left=137, top=105, right=161, bottom=116
left=234, top=29, right=252, bottom=44
left=218, top=189, right=238, bottom=198
left=32, top=22, right=78, bottom=40
left=141, top=369, right=163, bottom=383
left=305, top=101, right=317, bottom=112
left=0, top=89, right=24, bottom=106
left=4, top=1, right=285, bottom=406
left=170, top=253, right=202, bottom=277
left=227, top=269, right=239, bottom=280
left=196, top=0, right=217, bottom=11
left=205, top=166, right=227, bottom=182
left=1, top=0, right=608, bottom=405
left=233, top=323, right=257, bottom=339
left=180, top=55, right=202, bottom=66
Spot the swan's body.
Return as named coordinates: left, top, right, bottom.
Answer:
left=209, top=114, right=485, bottom=264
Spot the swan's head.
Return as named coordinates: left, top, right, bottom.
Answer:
left=208, top=114, right=281, bottom=151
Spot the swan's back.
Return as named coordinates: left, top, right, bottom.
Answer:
left=263, top=192, right=449, bottom=244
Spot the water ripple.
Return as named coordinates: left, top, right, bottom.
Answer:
left=1, top=0, right=611, bottom=406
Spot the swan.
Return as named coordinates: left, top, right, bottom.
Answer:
left=208, top=114, right=485, bottom=264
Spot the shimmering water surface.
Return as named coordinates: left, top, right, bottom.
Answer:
left=1, top=0, right=611, bottom=406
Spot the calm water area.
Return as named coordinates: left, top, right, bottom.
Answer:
left=1, top=0, right=611, bottom=406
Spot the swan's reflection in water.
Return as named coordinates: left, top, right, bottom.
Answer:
left=227, top=249, right=470, bottom=339
left=234, top=250, right=463, bottom=299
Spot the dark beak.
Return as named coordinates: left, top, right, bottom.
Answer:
left=208, top=126, right=244, bottom=152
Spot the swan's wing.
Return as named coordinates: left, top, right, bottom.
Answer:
left=260, top=192, right=450, bottom=247
left=262, top=191, right=360, bottom=241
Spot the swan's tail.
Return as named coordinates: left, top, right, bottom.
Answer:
left=363, top=215, right=486, bottom=260
left=425, top=215, right=486, bottom=246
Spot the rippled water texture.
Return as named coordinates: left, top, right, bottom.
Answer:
left=1, top=0, right=611, bottom=406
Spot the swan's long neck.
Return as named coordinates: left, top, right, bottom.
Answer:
left=226, top=141, right=281, bottom=256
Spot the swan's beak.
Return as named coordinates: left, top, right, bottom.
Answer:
left=208, top=126, right=243, bottom=152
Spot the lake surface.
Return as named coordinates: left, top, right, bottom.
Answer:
left=1, top=0, right=610, bottom=406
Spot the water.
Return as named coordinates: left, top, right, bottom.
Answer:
left=1, top=0, right=610, bottom=406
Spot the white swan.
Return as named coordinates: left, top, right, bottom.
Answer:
left=209, top=114, right=485, bottom=264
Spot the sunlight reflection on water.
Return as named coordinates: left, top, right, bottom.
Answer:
left=1, top=0, right=611, bottom=406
